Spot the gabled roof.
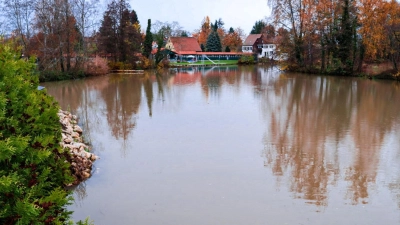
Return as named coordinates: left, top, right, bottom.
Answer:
left=263, top=36, right=282, bottom=44
left=243, top=34, right=263, bottom=46
left=169, top=37, right=202, bottom=52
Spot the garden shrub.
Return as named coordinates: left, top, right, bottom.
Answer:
left=84, top=56, right=110, bottom=76
left=238, top=54, right=255, bottom=64
left=0, top=43, right=74, bottom=224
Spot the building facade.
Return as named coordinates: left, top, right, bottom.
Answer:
left=242, top=34, right=277, bottom=60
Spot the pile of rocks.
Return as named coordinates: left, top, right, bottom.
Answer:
left=57, top=110, right=98, bottom=186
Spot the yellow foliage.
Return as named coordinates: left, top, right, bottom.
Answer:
left=140, top=57, right=152, bottom=69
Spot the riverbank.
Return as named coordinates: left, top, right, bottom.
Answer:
left=57, top=110, right=98, bottom=186
left=276, top=61, right=400, bottom=81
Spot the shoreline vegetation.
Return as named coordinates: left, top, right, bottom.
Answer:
left=39, top=56, right=400, bottom=82
left=0, top=42, right=93, bottom=224
left=2, top=0, right=398, bottom=83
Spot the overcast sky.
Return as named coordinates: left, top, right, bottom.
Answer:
left=127, top=0, right=271, bottom=35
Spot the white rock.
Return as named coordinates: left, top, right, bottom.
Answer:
left=82, top=171, right=91, bottom=179
left=74, top=125, right=83, bottom=134
left=64, top=137, right=73, bottom=144
left=71, top=132, right=80, bottom=139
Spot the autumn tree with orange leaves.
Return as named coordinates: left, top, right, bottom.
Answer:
left=268, top=0, right=400, bottom=75
left=193, top=17, right=244, bottom=52
left=193, top=16, right=212, bottom=46
left=223, top=27, right=243, bottom=52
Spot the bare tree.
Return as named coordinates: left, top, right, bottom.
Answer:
left=72, top=0, right=99, bottom=61
left=34, top=0, right=79, bottom=73
left=2, top=0, right=36, bottom=53
left=151, top=20, right=187, bottom=40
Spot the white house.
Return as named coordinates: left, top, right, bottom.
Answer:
left=242, top=34, right=277, bottom=60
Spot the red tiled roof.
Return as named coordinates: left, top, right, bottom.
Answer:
left=170, top=37, right=202, bottom=52
left=243, top=34, right=263, bottom=46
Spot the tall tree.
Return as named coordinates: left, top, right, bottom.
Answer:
left=154, top=30, right=166, bottom=65
left=337, top=0, right=356, bottom=72
left=98, top=0, right=141, bottom=63
left=99, top=10, right=118, bottom=61
left=385, top=0, right=400, bottom=71
left=72, top=0, right=99, bottom=63
left=143, top=19, right=153, bottom=58
left=206, top=30, right=222, bottom=52
left=33, top=0, right=80, bottom=73
left=268, top=0, right=310, bottom=66
left=193, top=16, right=211, bottom=46
left=223, top=27, right=243, bottom=52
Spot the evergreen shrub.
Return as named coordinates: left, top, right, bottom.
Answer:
left=0, top=43, right=74, bottom=224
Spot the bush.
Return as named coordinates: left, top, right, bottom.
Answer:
left=108, top=61, right=135, bottom=70
left=238, top=54, right=255, bottom=64
left=84, top=56, right=110, bottom=76
left=139, top=57, right=152, bottom=69
left=0, top=43, right=74, bottom=224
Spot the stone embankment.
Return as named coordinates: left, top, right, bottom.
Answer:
left=57, top=110, right=98, bottom=186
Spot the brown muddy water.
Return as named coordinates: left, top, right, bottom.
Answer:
left=44, top=66, right=400, bottom=225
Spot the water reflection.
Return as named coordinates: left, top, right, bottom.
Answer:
left=43, top=66, right=400, bottom=223
left=260, top=75, right=400, bottom=207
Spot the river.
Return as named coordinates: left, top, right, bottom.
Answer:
left=44, top=66, right=400, bottom=225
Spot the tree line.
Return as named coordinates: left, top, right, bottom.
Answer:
left=267, top=0, right=400, bottom=75
left=2, top=0, right=398, bottom=77
left=1, top=0, right=100, bottom=78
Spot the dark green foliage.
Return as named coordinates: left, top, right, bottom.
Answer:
left=337, top=0, right=356, bottom=73
left=180, top=31, right=188, bottom=37
left=210, top=18, right=224, bottom=32
left=155, top=31, right=166, bottom=65
left=200, top=44, right=205, bottom=52
left=229, top=27, right=235, bottom=34
left=250, top=20, right=266, bottom=34
left=206, top=31, right=222, bottom=52
left=225, top=46, right=231, bottom=52
left=238, top=55, right=255, bottom=64
left=130, top=9, right=139, bottom=24
left=212, top=20, right=219, bottom=31
left=98, top=0, right=141, bottom=64
left=99, top=11, right=117, bottom=61
left=0, top=43, right=74, bottom=224
left=143, top=19, right=153, bottom=58
left=217, top=18, right=224, bottom=28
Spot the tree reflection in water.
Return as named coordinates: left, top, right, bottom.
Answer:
left=260, top=73, right=400, bottom=208
left=44, top=67, right=400, bottom=211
